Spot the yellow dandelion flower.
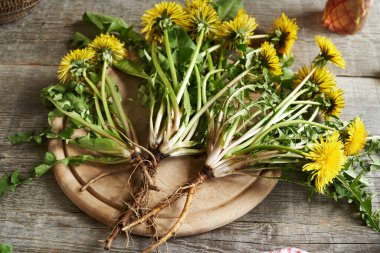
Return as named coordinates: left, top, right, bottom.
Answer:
left=216, top=9, right=258, bottom=49
left=186, top=0, right=211, bottom=10
left=57, top=48, right=95, bottom=84
left=185, top=1, right=220, bottom=38
left=321, top=88, right=345, bottom=119
left=271, top=13, right=298, bottom=55
left=260, top=41, right=283, bottom=76
left=344, top=117, right=368, bottom=156
left=141, top=1, right=188, bottom=41
left=294, top=65, right=336, bottom=93
left=303, top=131, right=346, bottom=193
left=315, top=35, right=346, bottom=68
left=88, top=33, right=127, bottom=64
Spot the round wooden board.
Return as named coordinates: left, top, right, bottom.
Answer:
left=50, top=70, right=281, bottom=237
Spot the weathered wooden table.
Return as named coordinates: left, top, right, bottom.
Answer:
left=1, top=0, right=380, bottom=252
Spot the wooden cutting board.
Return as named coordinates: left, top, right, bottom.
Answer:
left=50, top=70, right=280, bottom=237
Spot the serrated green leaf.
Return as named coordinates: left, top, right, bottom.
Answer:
left=83, top=12, right=128, bottom=32
left=214, top=0, right=244, bottom=20
left=10, top=170, right=21, bottom=186
left=114, top=59, right=149, bottom=79
left=72, top=134, right=126, bottom=156
left=7, top=132, right=34, bottom=144
left=71, top=32, right=91, bottom=49
left=44, top=152, right=57, bottom=166
left=8, top=129, right=52, bottom=145
left=34, top=164, right=53, bottom=177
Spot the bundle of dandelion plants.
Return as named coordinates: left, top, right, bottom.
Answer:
left=2, top=0, right=380, bottom=252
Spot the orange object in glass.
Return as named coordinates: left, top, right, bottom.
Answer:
left=322, top=0, right=373, bottom=34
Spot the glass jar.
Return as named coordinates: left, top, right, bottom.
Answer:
left=322, top=0, right=373, bottom=34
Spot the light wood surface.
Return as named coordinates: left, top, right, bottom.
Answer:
left=0, top=0, right=380, bottom=252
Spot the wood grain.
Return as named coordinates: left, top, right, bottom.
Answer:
left=0, top=0, right=380, bottom=252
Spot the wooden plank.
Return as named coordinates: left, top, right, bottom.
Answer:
left=1, top=178, right=379, bottom=253
left=0, top=0, right=379, bottom=77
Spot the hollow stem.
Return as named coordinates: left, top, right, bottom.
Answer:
left=163, top=29, right=179, bottom=91
left=100, top=62, right=119, bottom=136
left=199, top=44, right=221, bottom=58
left=176, top=28, right=205, bottom=103
left=82, top=73, right=101, bottom=98
left=151, top=41, right=181, bottom=131
left=169, top=68, right=251, bottom=147
left=106, top=76, right=137, bottom=142
left=83, top=74, right=107, bottom=130
left=248, top=34, right=269, bottom=39
left=243, top=144, right=306, bottom=156
left=46, top=97, right=129, bottom=151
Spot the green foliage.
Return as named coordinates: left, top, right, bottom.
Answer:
left=71, top=32, right=91, bottom=48
left=71, top=134, right=127, bottom=157
left=0, top=152, right=57, bottom=197
left=0, top=243, right=12, bottom=253
left=8, top=128, right=75, bottom=145
left=83, top=12, right=131, bottom=34
left=8, top=131, right=45, bottom=145
left=329, top=173, right=380, bottom=232
left=214, top=0, right=244, bottom=20
left=82, top=12, right=146, bottom=48
left=114, top=59, right=149, bottom=79
left=168, top=26, right=196, bottom=65
left=0, top=152, right=128, bottom=198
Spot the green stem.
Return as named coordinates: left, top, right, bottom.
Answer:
left=243, top=144, right=305, bottom=156
left=217, top=47, right=224, bottom=80
left=83, top=74, right=107, bottom=131
left=106, top=77, right=137, bottom=143
left=180, top=65, right=202, bottom=142
left=101, top=62, right=119, bottom=136
left=194, top=65, right=202, bottom=111
left=199, top=44, right=221, bottom=58
left=176, top=28, right=205, bottom=103
left=46, top=98, right=129, bottom=150
left=248, top=119, right=335, bottom=148
left=366, top=136, right=380, bottom=140
left=207, top=53, right=214, bottom=78
left=225, top=89, right=308, bottom=157
left=93, top=97, right=107, bottom=132
left=248, top=34, right=269, bottom=39
left=168, top=68, right=251, bottom=147
left=273, top=66, right=317, bottom=114
left=151, top=41, right=180, bottom=130
left=202, top=69, right=224, bottom=120
left=292, top=101, right=321, bottom=106
left=163, top=29, right=179, bottom=91
left=83, top=74, right=100, bottom=98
